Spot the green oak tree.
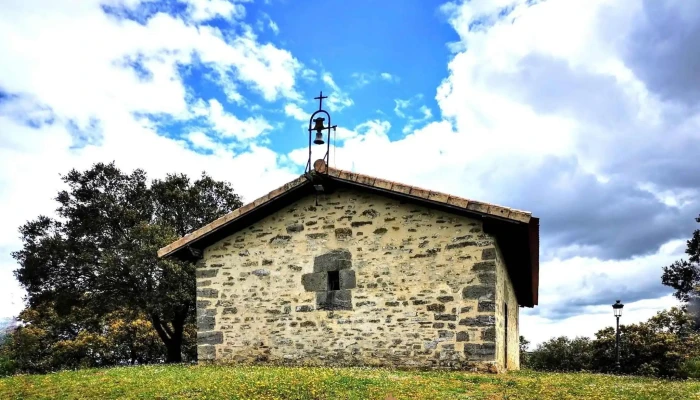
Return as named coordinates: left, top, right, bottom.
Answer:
left=661, top=213, right=700, bottom=330
left=11, top=162, right=241, bottom=363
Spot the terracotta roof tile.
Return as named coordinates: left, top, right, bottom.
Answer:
left=487, top=204, right=511, bottom=219
left=158, top=159, right=533, bottom=258
left=467, top=201, right=490, bottom=214
left=391, top=182, right=412, bottom=194
left=409, top=187, right=430, bottom=199
left=447, top=196, right=469, bottom=208
left=373, top=178, right=393, bottom=190
left=355, top=174, right=376, bottom=186
left=428, top=191, right=450, bottom=203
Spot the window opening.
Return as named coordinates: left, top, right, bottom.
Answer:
left=328, top=270, right=340, bottom=291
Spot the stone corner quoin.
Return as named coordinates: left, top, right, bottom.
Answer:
left=194, top=187, right=521, bottom=371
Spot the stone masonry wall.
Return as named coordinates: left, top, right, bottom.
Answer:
left=195, top=187, right=514, bottom=371
left=494, top=244, right=520, bottom=370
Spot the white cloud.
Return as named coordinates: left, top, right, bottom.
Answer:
left=285, top=0, right=700, bottom=343
left=255, top=11, right=279, bottom=35
left=301, top=68, right=317, bottom=82
left=321, top=72, right=354, bottom=112
left=393, top=94, right=433, bottom=133
left=350, top=71, right=400, bottom=88
left=350, top=72, right=373, bottom=88
left=0, top=0, right=302, bottom=317
left=268, top=19, right=279, bottom=35
left=186, top=131, right=223, bottom=152
left=183, top=0, right=248, bottom=22
left=380, top=72, right=399, bottom=82
left=204, top=98, right=272, bottom=140
left=284, top=103, right=308, bottom=121
left=393, top=98, right=411, bottom=118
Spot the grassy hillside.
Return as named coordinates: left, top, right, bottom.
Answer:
left=1, top=364, right=699, bottom=400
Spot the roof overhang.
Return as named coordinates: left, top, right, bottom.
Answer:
left=158, top=160, right=540, bottom=307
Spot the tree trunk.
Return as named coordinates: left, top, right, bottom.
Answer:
left=165, top=338, right=182, bottom=363
left=149, top=312, right=184, bottom=363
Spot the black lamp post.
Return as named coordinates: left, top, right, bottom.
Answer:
left=612, top=299, right=624, bottom=371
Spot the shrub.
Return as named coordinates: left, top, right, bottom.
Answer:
left=526, top=336, right=593, bottom=372
left=680, top=358, right=700, bottom=379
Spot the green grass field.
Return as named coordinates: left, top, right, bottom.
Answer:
left=1, top=365, right=699, bottom=400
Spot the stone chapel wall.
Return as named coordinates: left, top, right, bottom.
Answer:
left=195, top=187, right=510, bottom=370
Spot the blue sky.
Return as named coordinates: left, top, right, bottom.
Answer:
left=2, top=0, right=700, bottom=346
left=165, top=0, right=459, bottom=156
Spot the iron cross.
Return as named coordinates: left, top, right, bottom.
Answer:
left=314, top=91, right=328, bottom=110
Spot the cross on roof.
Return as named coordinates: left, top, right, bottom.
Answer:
left=314, top=91, right=328, bottom=110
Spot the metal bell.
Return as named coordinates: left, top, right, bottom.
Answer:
left=313, top=117, right=325, bottom=145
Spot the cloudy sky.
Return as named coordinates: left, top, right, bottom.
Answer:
left=1, top=0, right=698, bottom=346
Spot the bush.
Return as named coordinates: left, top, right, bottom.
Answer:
left=680, top=358, right=700, bottom=379
left=0, top=335, right=17, bottom=377
left=524, top=307, right=700, bottom=378
left=525, top=336, right=593, bottom=372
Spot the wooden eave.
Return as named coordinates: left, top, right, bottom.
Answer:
left=157, top=160, right=540, bottom=307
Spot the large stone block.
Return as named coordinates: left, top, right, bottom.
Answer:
left=197, top=316, right=215, bottom=331
left=462, top=285, right=495, bottom=301
left=198, top=345, right=216, bottom=361
left=340, top=269, right=356, bottom=290
left=472, top=261, right=496, bottom=272
left=478, top=272, right=496, bottom=285
left=477, top=301, right=495, bottom=312
left=197, top=308, right=216, bottom=318
left=196, top=269, right=219, bottom=278
left=286, top=223, right=304, bottom=233
left=317, top=289, right=352, bottom=310
left=335, top=228, right=352, bottom=240
left=459, top=315, right=495, bottom=326
left=481, top=327, right=496, bottom=341
left=302, top=272, right=328, bottom=292
left=269, top=234, right=291, bottom=245
left=196, top=300, right=211, bottom=309
left=434, top=314, right=457, bottom=321
left=197, top=288, right=219, bottom=299
left=456, top=331, right=469, bottom=342
left=198, top=331, right=223, bottom=345
left=313, top=249, right=352, bottom=273
left=445, top=241, right=477, bottom=250
left=350, top=221, right=372, bottom=227
left=464, top=343, right=496, bottom=361
left=481, top=248, right=496, bottom=260
left=427, top=303, right=446, bottom=312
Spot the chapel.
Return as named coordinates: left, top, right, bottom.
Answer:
left=158, top=94, right=539, bottom=372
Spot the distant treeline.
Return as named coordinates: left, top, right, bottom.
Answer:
left=520, top=306, right=700, bottom=379
left=521, top=212, right=700, bottom=379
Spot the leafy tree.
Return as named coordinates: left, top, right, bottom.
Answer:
left=519, top=336, right=530, bottom=367
left=11, top=162, right=242, bottom=363
left=592, top=307, right=700, bottom=377
left=0, top=303, right=183, bottom=374
left=526, top=336, right=593, bottom=372
left=661, top=214, right=700, bottom=330
left=519, top=335, right=529, bottom=353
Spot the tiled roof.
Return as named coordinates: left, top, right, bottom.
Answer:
left=157, top=159, right=534, bottom=258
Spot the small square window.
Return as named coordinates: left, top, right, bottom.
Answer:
left=328, top=270, right=340, bottom=291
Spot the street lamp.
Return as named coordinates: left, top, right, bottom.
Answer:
left=612, top=299, right=624, bottom=371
